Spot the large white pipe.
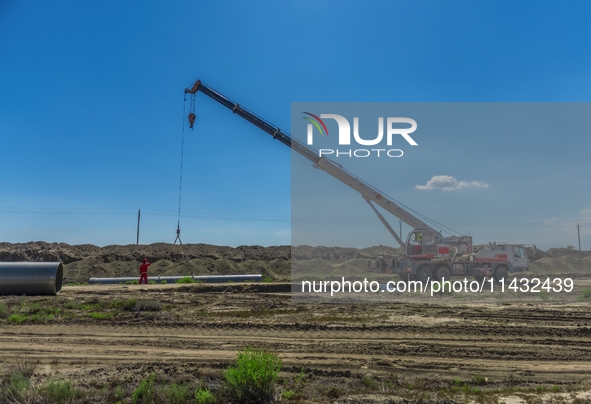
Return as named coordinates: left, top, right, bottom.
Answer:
left=88, top=274, right=262, bottom=284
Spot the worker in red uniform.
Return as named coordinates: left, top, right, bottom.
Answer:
left=139, top=258, right=151, bottom=284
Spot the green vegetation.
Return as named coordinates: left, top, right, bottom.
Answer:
left=362, top=375, right=379, bottom=390
left=225, top=347, right=282, bottom=403
left=85, top=312, right=113, bottom=320
left=0, top=296, right=168, bottom=326
left=126, top=280, right=139, bottom=284
left=263, top=276, right=274, bottom=283
left=472, top=374, right=487, bottom=385
left=0, top=353, right=586, bottom=404
left=7, top=314, right=27, bottom=324
left=39, top=379, right=85, bottom=404
left=148, top=279, right=156, bottom=284
left=160, top=383, right=191, bottom=404
left=580, top=287, right=591, bottom=300
left=131, top=373, right=156, bottom=404
left=281, top=389, right=294, bottom=399
left=195, top=388, right=216, bottom=404
left=161, top=280, right=167, bottom=284
left=176, top=276, right=195, bottom=283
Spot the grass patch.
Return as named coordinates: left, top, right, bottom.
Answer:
left=131, top=373, right=156, bottom=404
left=0, top=303, right=9, bottom=319
left=281, top=389, right=294, bottom=399
left=7, top=314, right=27, bottom=324
left=110, top=298, right=160, bottom=312
left=263, top=276, right=274, bottom=283
left=39, top=379, right=85, bottom=404
left=362, top=376, right=379, bottom=390
left=580, top=287, right=591, bottom=300
left=209, top=309, right=299, bottom=318
left=30, top=311, right=56, bottom=323
left=225, top=347, right=282, bottom=403
left=473, top=374, right=487, bottom=385
left=540, top=291, right=551, bottom=301
left=161, top=280, right=167, bottom=284
left=65, top=300, right=83, bottom=310
left=85, top=312, right=113, bottom=320
left=176, top=276, right=195, bottom=284
left=81, top=303, right=101, bottom=311
left=160, top=382, right=191, bottom=404
left=148, top=280, right=156, bottom=284
left=306, top=315, right=372, bottom=322
left=126, top=280, right=139, bottom=285
left=195, top=388, right=216, bottom=404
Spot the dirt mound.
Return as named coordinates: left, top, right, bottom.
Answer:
left=0, top=242, right=291, bottom=283
left=1, top=242, right=590, bottom=283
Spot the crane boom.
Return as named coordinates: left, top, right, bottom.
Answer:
left=185, top=80, right=439, bottom=246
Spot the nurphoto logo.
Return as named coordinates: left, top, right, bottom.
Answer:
left=303, top=112, right=418, bottom=158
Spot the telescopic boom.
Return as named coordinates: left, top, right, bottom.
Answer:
left=185, top=80, right=439, bottom=247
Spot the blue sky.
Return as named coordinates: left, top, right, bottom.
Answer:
left=1, top=0, right=590, bottom=250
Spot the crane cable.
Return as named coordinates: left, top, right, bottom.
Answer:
left=174, top=93, right=196, bottom=244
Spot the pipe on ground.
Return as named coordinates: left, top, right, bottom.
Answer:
left=0, top=262, right=64, bottom=295
left=88, top=274, right=262, bottom=284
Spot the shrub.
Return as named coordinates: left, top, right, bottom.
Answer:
left=85, top=312, right=113, bottom=320
left=126, top=280, right=140, bottom=285
left=281, top=389, right=294, bottom=399
left=540, top=291, right=551, bottom=301
left=0, top=303, right=9, bottom=319
left=39, top=379, right=84, bottom=404
left=138, top=300, right=161, bottom=311
left=161, top=280, right=167, bottom=284
left=195, top=388, right=216, bottom=404
left=580, top=287, right=591, bottom=300
left=176, top=277, right=195, bottom=284
left=148, top=280, right=156, bottom=284
left=160, top=383, right=191, bottom=404
left=225, top=347, right=282, bottom=403
left=122, top=299, right=138, bottom=311
left=263, top=276, right=274, bottom=283
left=552, top=385, right=561, bottom=393
left=7, top=314, right=27, bottom=324
left=65, top=300, right=82, bottom=310
left=362, top=376, right=379, bottom=390
left=472, top=374, right=487, bottom=385
left=5, top=371, right=31, bottom=400
left=131, top=373, right=156, bottom=404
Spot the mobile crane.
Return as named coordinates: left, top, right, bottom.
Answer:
left=185, top=80, right=530, bottom=283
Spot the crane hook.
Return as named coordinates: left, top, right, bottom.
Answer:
left=188, top=112, right=196, bottom=129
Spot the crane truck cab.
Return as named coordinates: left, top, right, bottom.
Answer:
left=474, top=242, right=529, bottom=272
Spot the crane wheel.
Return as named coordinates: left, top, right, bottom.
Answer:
left=494, top=265, right=508, bottom=282
left=375, top=256, right=387, bottom=273
left=434, top=265, right=451, bottom=282
left=416, top=267, right=432, bottom=284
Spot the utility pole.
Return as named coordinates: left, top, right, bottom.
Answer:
left=576, top=223, right=582, bottom=251
left=136, top=209, right=141, bottom=245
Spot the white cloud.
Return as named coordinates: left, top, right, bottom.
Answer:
left=416, top=175, right=489, bottom=191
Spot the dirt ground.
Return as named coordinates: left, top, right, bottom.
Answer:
left=2, top=242, right=591, bottom=402
left=1, top=282, right=591, bottom=403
